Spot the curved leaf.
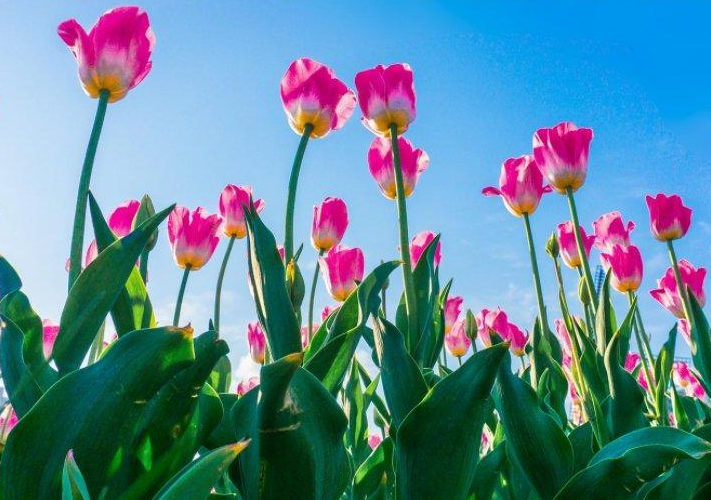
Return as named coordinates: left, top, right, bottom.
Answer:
left=0, top=254, right=22, bottom=301
left=0, top=315, right=42, bottom=416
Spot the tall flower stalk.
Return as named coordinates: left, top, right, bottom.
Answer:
left=284, top=125, right=313, bottom=262
left=523, top=213, right=549, bottom=334
left=213, top=236, right=236, bottom=332
left=173, top=266, right=191, bottom=326
left=565, top=187, right=598, bottom=307
left=307, top=250, right=325, bottom=336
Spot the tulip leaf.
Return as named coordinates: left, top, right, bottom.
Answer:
left=244, top=206, right=302, bottom=360
left=493, top=354, right=574, bottom=500
left=569, top=422, right=596, bottom=474
left=688, top=294, right=711, bottom=390
left=153, top=442, right=249, bottom=500
left=396, top=343, right=507, bottom=500
left=205, top=393, right=239, bottom=449
left=353, top=438, right=394, bottom=500
left=653, top=325, right=677, bottom=426
left=469, top=442, right=507, bottom=500
left=553, top=427, right=711, bottom=500
left=410, top=234, right=440, bottom=363
left=0, top=315, right=43, bottom=417
left=0, top=326, right=195, bottom=499
left=53, top=204, right=174, bottom=373
left=594, top=273, right=615, bottom=356
left=62, top=452, right=91, bottom=500
left=87, top=192, right=156, bottom=335
left=0, top=254, right=22, bottom=302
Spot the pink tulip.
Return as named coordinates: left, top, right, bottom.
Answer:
left=167, top=206, right=222, bottom=271
left=277, top=244, right=285, bottom=262
left=593, top=211, right=635, bottom=253
left=624, top=353, right=640, bottom=372
left=506, top=323, right=529, bottom=356
left=108, top=199, right=140, bottom=237
left=321, top=305, right=337, bottom=321
left=482, top=155, right=552, bottom=217
left=247, top=321, right=266, bottom=365
left=42, top=320, right=60, bottom=360
left=556, top=221, right=595, bottom=269
left=679, top=319, right=692, bottom=347
left=532, top=122, right=593, bottom=193
left=650, top=260, right=706, bottom=318
left=0, top=406, right=18, bottom=440
left=445, top=319, right=471, bottom=358
left=645, top=193, right=692, bottom=241
left=236, top=376, right=260, bottom=397
left=368, top=433, right=383, bottom=450
left=280, top=58, right=356, bottom=138
left=444, top=296, right=464, bottom=334
left=219, top=185, right=265, bottom=239
left=58, top=7, right=155, bottom=103
left=301, top=324, right=319, bottom=349
left=367, top=136, right=429, bottom=200
left=311, top=197, right=348, bottom=252
left=600, top=244, right=643, bottom=293
left=673, top=362, right=706, bottom=399
left=475, top=308, right=509, bottom=347
left=554, top=319, right=573, bottom=355
left=355, top=63, right=416, bottom=136
left=409, top=230, right=441, bottom=269
left=319, top=245, right=365, bottom=302
left=85, top=240, right=99, bottom=267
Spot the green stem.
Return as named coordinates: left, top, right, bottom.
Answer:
left=457, top=356, right=462, bottom=367
left=523, top=213, right=549, bottom=333
left=381, top=286, right=387, bottom=318
left=565, top=187, right=597, bottom=307
left=139, top=249, right=149, bottom=284
left=284, top=124, right=313, bottom=262
left=553, top=256, right=569, bottom=312
left=390, top=124, right=419, bottom=350
left=67, top=89, right=110, bottom=291
left=667, top=240, right=694, bottom=325
left=87, top=321, right=106, bottom=364
left=173, top=266, right=191, bottom=326
left=214, top=236, right=236, bottom=333
left=577, top=267, right=596, bottom=336
left=307, top=249, right=325, bottom=338
left=627, top=292, right=654, bottom=396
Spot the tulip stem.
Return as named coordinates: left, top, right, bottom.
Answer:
left=173, top=266, right=191, bottom=326
left=457, top=356, right=462, bottom=367
left=284, top=124, right=313, bottom=263
left=214, top=236, right=236, bottom=333
left=565, top=187, right=598, bottom=307
left=667, top=240, right=694, bottom=325
left=522, top=213, right=549, bottom=335
left=307, top=250, right=325, bottom=340
left=390, top=124, right=419, bottom=350
left=627, top=292, right=654, bottom=397
left=67, top=89, right=110, bottom=291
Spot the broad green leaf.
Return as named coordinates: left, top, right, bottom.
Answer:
left=0, top=254, right=22, bottom=301
left=568, top=422, right=595, bottom=474
left=396, top=344, right=507, bottom=500
left=468, top=442, right=506, bottom=500
left=205, top=393, right=239, bottom=449
left=410, top=235, right=440, bottom=363
left=594, top=273, right=615, bottom=356
left=344, top=361, right=369, bottom=463
left=62, top=452, right=91, bottom=500
left=209, top=355, right=232, bottom=393
left=353, top=438, right=394, bottom=500
left=0, top=326, right=194, bottom=499
left=53, top=204, right=173, bottom=373
left=653, top=325, right=677, bottom=426
left=0, top=315, right=43, bottom=416
left=688, top=294, right=711, bottom=389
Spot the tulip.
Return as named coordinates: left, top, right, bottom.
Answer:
left=673, top=362, right=706, bottom=399
left=311, top=197, right=349, bottom=252
left=557, top=221, right=595, bottom=269
left=445, top=319, right=471, bottom=358
left=280, top=58, right=355, bottom=139
left=219, top=185, right=265, bottom=239
left=475, top=308, right=509, bottom=347
left=650, top=260, right=706, bottom=318
left=367, top=136, right=429, bottom=200
left=679, top=319, right=692, bottom=347
left=593, top=211, right=635, bottom=253
left=319, top=245, right=364, bottom=302
left=482, top=155, right=552, bottom=217
left=322, top=305, right=337, bottom=321
left=409, top=230, right=441, bottom=269
left=42, top=320, right=60, bottom=360
left=301, top=324, right=319, bottom=349
left=444, top=296, right=464, bottom=334
left=645, top=194, right=692, bottom=242
left=236, top=377, right=260, bottom=397
left=368, top=433, right=383, bottom=450
left=532, top=122, right=593, bottom=194
left=600, top=244, right=643, bottom=293
left=106, top=199, right=141, bottom=237
left=624, top=353, right=641, bottom=372
left=506, top=323, right=529, bottom=357
left=554, top=319, right=573, bottom=355
left=354, top=63, right=416, bottom=137
left=0, top=406, right=18, bottom=443
left=247, top=321, right=266, bottom=364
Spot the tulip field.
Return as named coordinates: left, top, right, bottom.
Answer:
left=3, top=5, right=711, bottom=500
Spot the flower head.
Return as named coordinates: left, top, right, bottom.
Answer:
left=319, top=245, right=364, bottom=302
left=355, top=63, right=416, bottom=136
left=301, top=324, right=319, bottom=349
left=247, top=321, right=266, bottom=364
left=673, top=362, right=706, bottom=399
left=593, top=211, right=635, bottom=253
left=409, top=230, right=441, bottom=270
left=556, top=221, right=595, bottom=269
left=475, top=308, right=509, bottom=347
left=236, top=377, right=260, bottom=397
left=108, top=199, right=140, bottom=237
left=42, top=319, right=60, bottom=360
left=650, top=260, right=706, bottom=318
left=600, top=244, right=643, bottom=293
left=445, top=319, right=471, bottom=358
left=444, top=296, right=464, bottom=334
left=219, top=185, right=265, bottom=239
left=482, top=155, right=551, bottom=217
left=321, top=305, right=337, bottom=321
left=532, top=122, right=593, bottom=193
left=506, top=322, right=529, bottom=356
left=311, top=197, right=348, bottom=252
left=367, top=136, right=429, bottom=200
left=167, top=206, right=222, bottom=271
left=645, top=193, right=692, bottom=241
left=368, top=433, right=383, bottom=450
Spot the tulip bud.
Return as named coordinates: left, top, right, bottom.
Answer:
left=286, top=259, right=306, bottom=310
left=578, top=275, right=591, bottom=305
left=545, top=231, right=559, bottom=260
left=134, top=194, right=158, bottom=251
left=465, top=309, right=477, bottom=341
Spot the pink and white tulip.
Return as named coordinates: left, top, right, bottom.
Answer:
left=247, top=321, right=266, bottom=365
left=42, top=320, right=60, bottom=360
left=679, top=319, right=692, bottom=347
left=355, top=63, right=416, bottom=136
left=0, top=406, right=17, bottom=441
left=554, top=319, right=573, bottom=355
left=409, top=230, right=441, bottom=269
left=532, top=122, right=593, bottom=193
left=236, top=377, right=260, bottom=397
left=368, top=433, right=383, bottom=450
left=367, top=136, right=429, bottom=200
left=593, top=211, right=635, bottom=253
left=58, top=6, right=155, bottom=102
left=650, top=260, right=706, bottom=318
left=600, top=244, right=643, bottom=293
left=645, top=193, right=692, bottom=241
left=482, top=155, right=551, bottom=217
left=311, top=197, right=348, bottom=252
left=673, top=362, right=706, bottom=399
left=445, top=319, right=471, bottom=358
left=444, top=296, right=464, bottom=334
left=475, top=308, right=509, bottom=347
left=301, top=324, right=319, bottom=349
left=557, top=221, right=595, bottom=269
left=219, top=185, right=265, bottom=239
left=506, top=323, right=529, bottom=357
left=167, top=206, right=222, bottom=271
left=319, top=245, right=365, bottom=302
left=321, top=305, right=337, bottom=321
left=108, top=199, right=140, bottom=237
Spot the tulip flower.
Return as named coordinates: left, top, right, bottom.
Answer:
left=673, top=362, right=706, bottom=399
left=319, top=245, right=364, bottom=302
left=475, top=308, right=509, bottom=347
left=368, top=434, right=383, bottom=450
left=557, top=221, right=595, bottom=269
left=624, top=353, right=641, bottom=372
left=554, top=319, right=573, bottom=355
left=367, top=136, right=429, bottom=200
left=311, top=197, right=348, bottom=252
left=593, top=211, right=635, bottom=253
left=600, top=244, right=643, bottom=293
left=219, top=185, right=265, bottom=239
left=322, top=305, right=337, bottom=321
left=650, top=260, right=706, bottom=318
left=0, top=406, right=18, bottom=443
left=236, top=377, right=260, bottom=397
left=106, top=199, right=141, bottom=237
left=301, top=324, right=319, bottom=349
left=247, top=321, right=266, bottom=364
left=445, top=319, right=471, bottom=358
left=354, top=63, right=416, bottom=137
left=482, top=155, right=552, bottom=217
left=645, top=194, right=692, bottom=242
left=42, top=320, right=60, bottom=360
left=532, top=122, right=593, bottom=194
left=409, top=231, right=441, bottom=269
left=444, top=296, right=464, bottom=334
left=58, top=6, right=155, bottom=102
left=679, top=319, right=692, bottom=347
left=280, top=58, right=355, bottom=139
left=506, top=323, right=529, bottom=357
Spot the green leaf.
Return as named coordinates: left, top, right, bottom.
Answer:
left=353, top=438, right=394, bottom=500
left=568, top=422, right=595, bottom=474
left=344, top=361, right=369, bottom=462
left=62, top=452, right=91, bottom=500
left=396, top=344, right=507, bottom=500
left=244, top=206, right=301, bottom=359
left=0, top=326, right=195, bottom=499
left=653, top=325, right=677, bottom=426
left=209, top=355, right=232, bottom=393
left=88, top=192, right=156, bottom=335
left=53, top=204, right=174, bottom=373
left=688, top=294, right=711, bottom=389
left=469, top=442, right=506, bottom=500
left=594, top=272, right=615, bottom=356
left=0, top=315, right=43, bottom=416
left=0, top=254, right=22, bottom=302
left=493, top=354, right=574, bottom=500
left=153, top=442, right=249, bottom=500
left=410, top=234, right=440, bottom=363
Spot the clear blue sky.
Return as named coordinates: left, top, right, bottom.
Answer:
left=1, top=1, right=710, bottom=378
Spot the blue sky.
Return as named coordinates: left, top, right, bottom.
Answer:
left=1, top=1, right=710, bottom=379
